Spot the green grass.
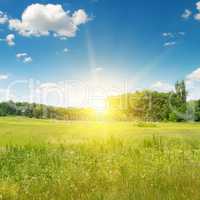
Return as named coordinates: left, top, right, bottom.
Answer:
left=0, top=117, right=200, bottom=199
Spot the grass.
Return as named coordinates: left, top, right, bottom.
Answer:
left=0, top=117, right=200, bottom=199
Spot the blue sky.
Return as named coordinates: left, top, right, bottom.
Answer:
left=0, top=0, right=200, bottom=107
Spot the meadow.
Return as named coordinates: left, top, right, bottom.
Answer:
left=0, top=117, right=200, bottom=199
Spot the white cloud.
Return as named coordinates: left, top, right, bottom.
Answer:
left=23, top=57, right=32, bottom=63
left=0, top=11, right=8, bottom=24
left=16, top=53, right=32, bottom=64
left=187, top=85, right=200, bottom=100
left=181, top=9, right=192, bottom=19
left=163, top=41, right=176, bottom=47
left=6, top=34, right=15, bottom=46
left=194, top=14, right=200, bottom=21
left=72, top=9, right=89, bottom=25
left=194, top=2, right=200, bottom=21
left=186, top=80, right=200, bottom=100
left=178, top=32, right=185, bottom=36
left=16, top=53, right=28, bottom=59
left=197, top=2, right=200, bottom=10
left=0, top=34, right=15, bottom=47
left=162, top=32, right=185, bottom=47
left=185, top=68, right=200, bottom=100
left=162, top=32, right=185, bottom=38
left=9, top=4, right=89, bottom=38
left=162, top=32, right=174, bottom=37
left=0, top=74, right=8, bottom=80
left=63, top=48, right=69, bottom=53
left=186, top=68, right=200, bottom=82
left=151, top=81, right=174, bottom=92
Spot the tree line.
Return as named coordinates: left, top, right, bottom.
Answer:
left=0, top=80, right=199, bottom=122
left=107, top=80, right=199, bottom=122
left=0, top=101, right=95, bottom=120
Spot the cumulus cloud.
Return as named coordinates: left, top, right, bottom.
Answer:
left=197, top=1, right=200, bottom=10
left=16, top=53, right=32, bottom=63
left=194, top=2, right=200, bottom=20
left=163, top=41, right=176, bottom=47
left=0, top=34, right=15, bottom=47
left=181, top=9, right=192, bottom=19
left=6, top=34, right=15, bottom=46
left=185, top=68, right=200, bottom=100
left=72, top=9, right=88, bottom=25
left=151, top=81, right=174, bottom=92
left=9, top=4, right=89, bottom=38
left=186, top=68, right=200, bottom=82
left=0, top=11, right=8, bottom=24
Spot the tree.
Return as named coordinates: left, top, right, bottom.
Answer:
left=172, top=80, right=187, bottom=121
left=175, top=80, right=187, bottom=104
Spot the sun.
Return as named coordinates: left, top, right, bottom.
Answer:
left=90, top=100, right=107, bottom=114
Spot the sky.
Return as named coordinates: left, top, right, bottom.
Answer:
left=0, top=0, right=200, bottom=107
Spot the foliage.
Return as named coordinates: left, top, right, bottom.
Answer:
left=0, top=101, right=95, bottom=120
left=107, top=80, right=200, bottom=122
left=188, top=100, right=200, bottom=121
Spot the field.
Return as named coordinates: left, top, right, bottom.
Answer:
left=0, top=118, right=200, bottom=199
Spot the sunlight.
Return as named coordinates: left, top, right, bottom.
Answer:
left=90, top=100, right=107, bottom=114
